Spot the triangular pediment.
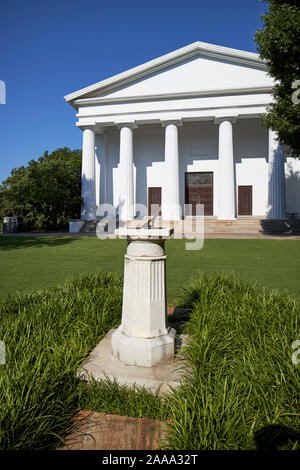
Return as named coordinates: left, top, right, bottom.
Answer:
left=65, top=42, right=273, bottom=105
left=92, top=55, right=273, bottom=100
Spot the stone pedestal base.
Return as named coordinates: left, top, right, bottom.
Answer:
left=78, top=329, right=184, bottom=395
left=111, top=326, right=176, bottom=367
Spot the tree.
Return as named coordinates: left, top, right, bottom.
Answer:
left=0, top=148, right=82, bottom=231
left=255, top=0, right=300, bottom=158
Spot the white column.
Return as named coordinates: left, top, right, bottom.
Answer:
left=119, top=124, right=135, bottom=222
left=268, top=129, right=286, bottom=219
left=81, top=127, right=96, bottom=220
left=163, top=121, right=181, bottom=220
left=95, top=133, right=107, bottom=208
left=95, top=141, right=100, bottom=209
left=216, top=117, right=236, bottom=220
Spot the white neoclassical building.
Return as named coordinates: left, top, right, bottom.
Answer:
left=65, top=41, right=300, bottom=224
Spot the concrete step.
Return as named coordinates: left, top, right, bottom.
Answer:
left=203, top=221, right=262, bottom=225
left=203, top=228, right=261, bottom=234
left=78, top=218, right=300, bottom=234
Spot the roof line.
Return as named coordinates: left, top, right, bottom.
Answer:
left=64, top=41, right=265, bottom=103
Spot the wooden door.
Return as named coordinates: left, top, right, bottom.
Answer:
left=148, top=187, right=162, bottom=216
left=238, top=186, right=252, bottom=216
left=185, top=172, right=213, bottom=216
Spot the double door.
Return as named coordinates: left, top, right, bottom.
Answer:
left=185, top=172, right=213, bottom=216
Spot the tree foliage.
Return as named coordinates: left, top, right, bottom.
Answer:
left=0, top=148, right=82, bottom=231
left=255, top=0, right=300, bottom=157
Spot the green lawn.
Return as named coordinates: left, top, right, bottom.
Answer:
left=0, top=236, right=299, bottom=302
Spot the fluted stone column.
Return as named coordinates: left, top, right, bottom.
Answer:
left=95, top=133, right=107, bottom=208
left=268, top=130, right=286, bottom=219
left=216, top=117, right=236, bottom=220
left=95, top=139, right=100, bottom=209
left=119, top=124, right=135, bottom=222
left=111, top=229, right=175, bottom=367
left=81, top=127, right=96, bottom=220
left=163, top=121, right=181, bottom=220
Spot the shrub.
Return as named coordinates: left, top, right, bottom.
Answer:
left=0, top=148, right=82, bottom=231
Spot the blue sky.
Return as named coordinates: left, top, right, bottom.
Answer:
left=0, top=0, right=269, bottom=183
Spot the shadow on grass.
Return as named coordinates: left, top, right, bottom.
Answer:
left=254, top=424, right=300, bottom=450
left=168, top=306, right=191, bottom=334
left=0, top=235, right=77, bottom=251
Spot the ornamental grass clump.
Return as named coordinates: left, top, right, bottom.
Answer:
left=0, top=272, right=122, bottom=450
left=163, top=273, right=300, bottom=450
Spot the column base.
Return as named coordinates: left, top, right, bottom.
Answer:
left=111, top=326, right=176, bottom=367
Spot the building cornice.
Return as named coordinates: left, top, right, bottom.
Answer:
left=76, top=103, right=268, bottom=121
left=75, top=104, right=267, bottom=130
left=72, top=86, right=273, bottom=107
left=65, top=41, right=268, bottom=106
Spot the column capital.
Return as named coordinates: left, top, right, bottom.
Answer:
left=214, top=115, right=237, bottom=125
left=161, top=118, right=182, bottom=127
left=79, top=125, right=95, bottom=132
left=114, top=119, right=138, bottom=130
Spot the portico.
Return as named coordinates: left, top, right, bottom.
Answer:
left=66, top=41, right=300, bottom=225
left=79, top=117, right=287, bottom=223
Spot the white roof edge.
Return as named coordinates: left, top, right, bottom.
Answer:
left=64, top=41, right=265, bottom=103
